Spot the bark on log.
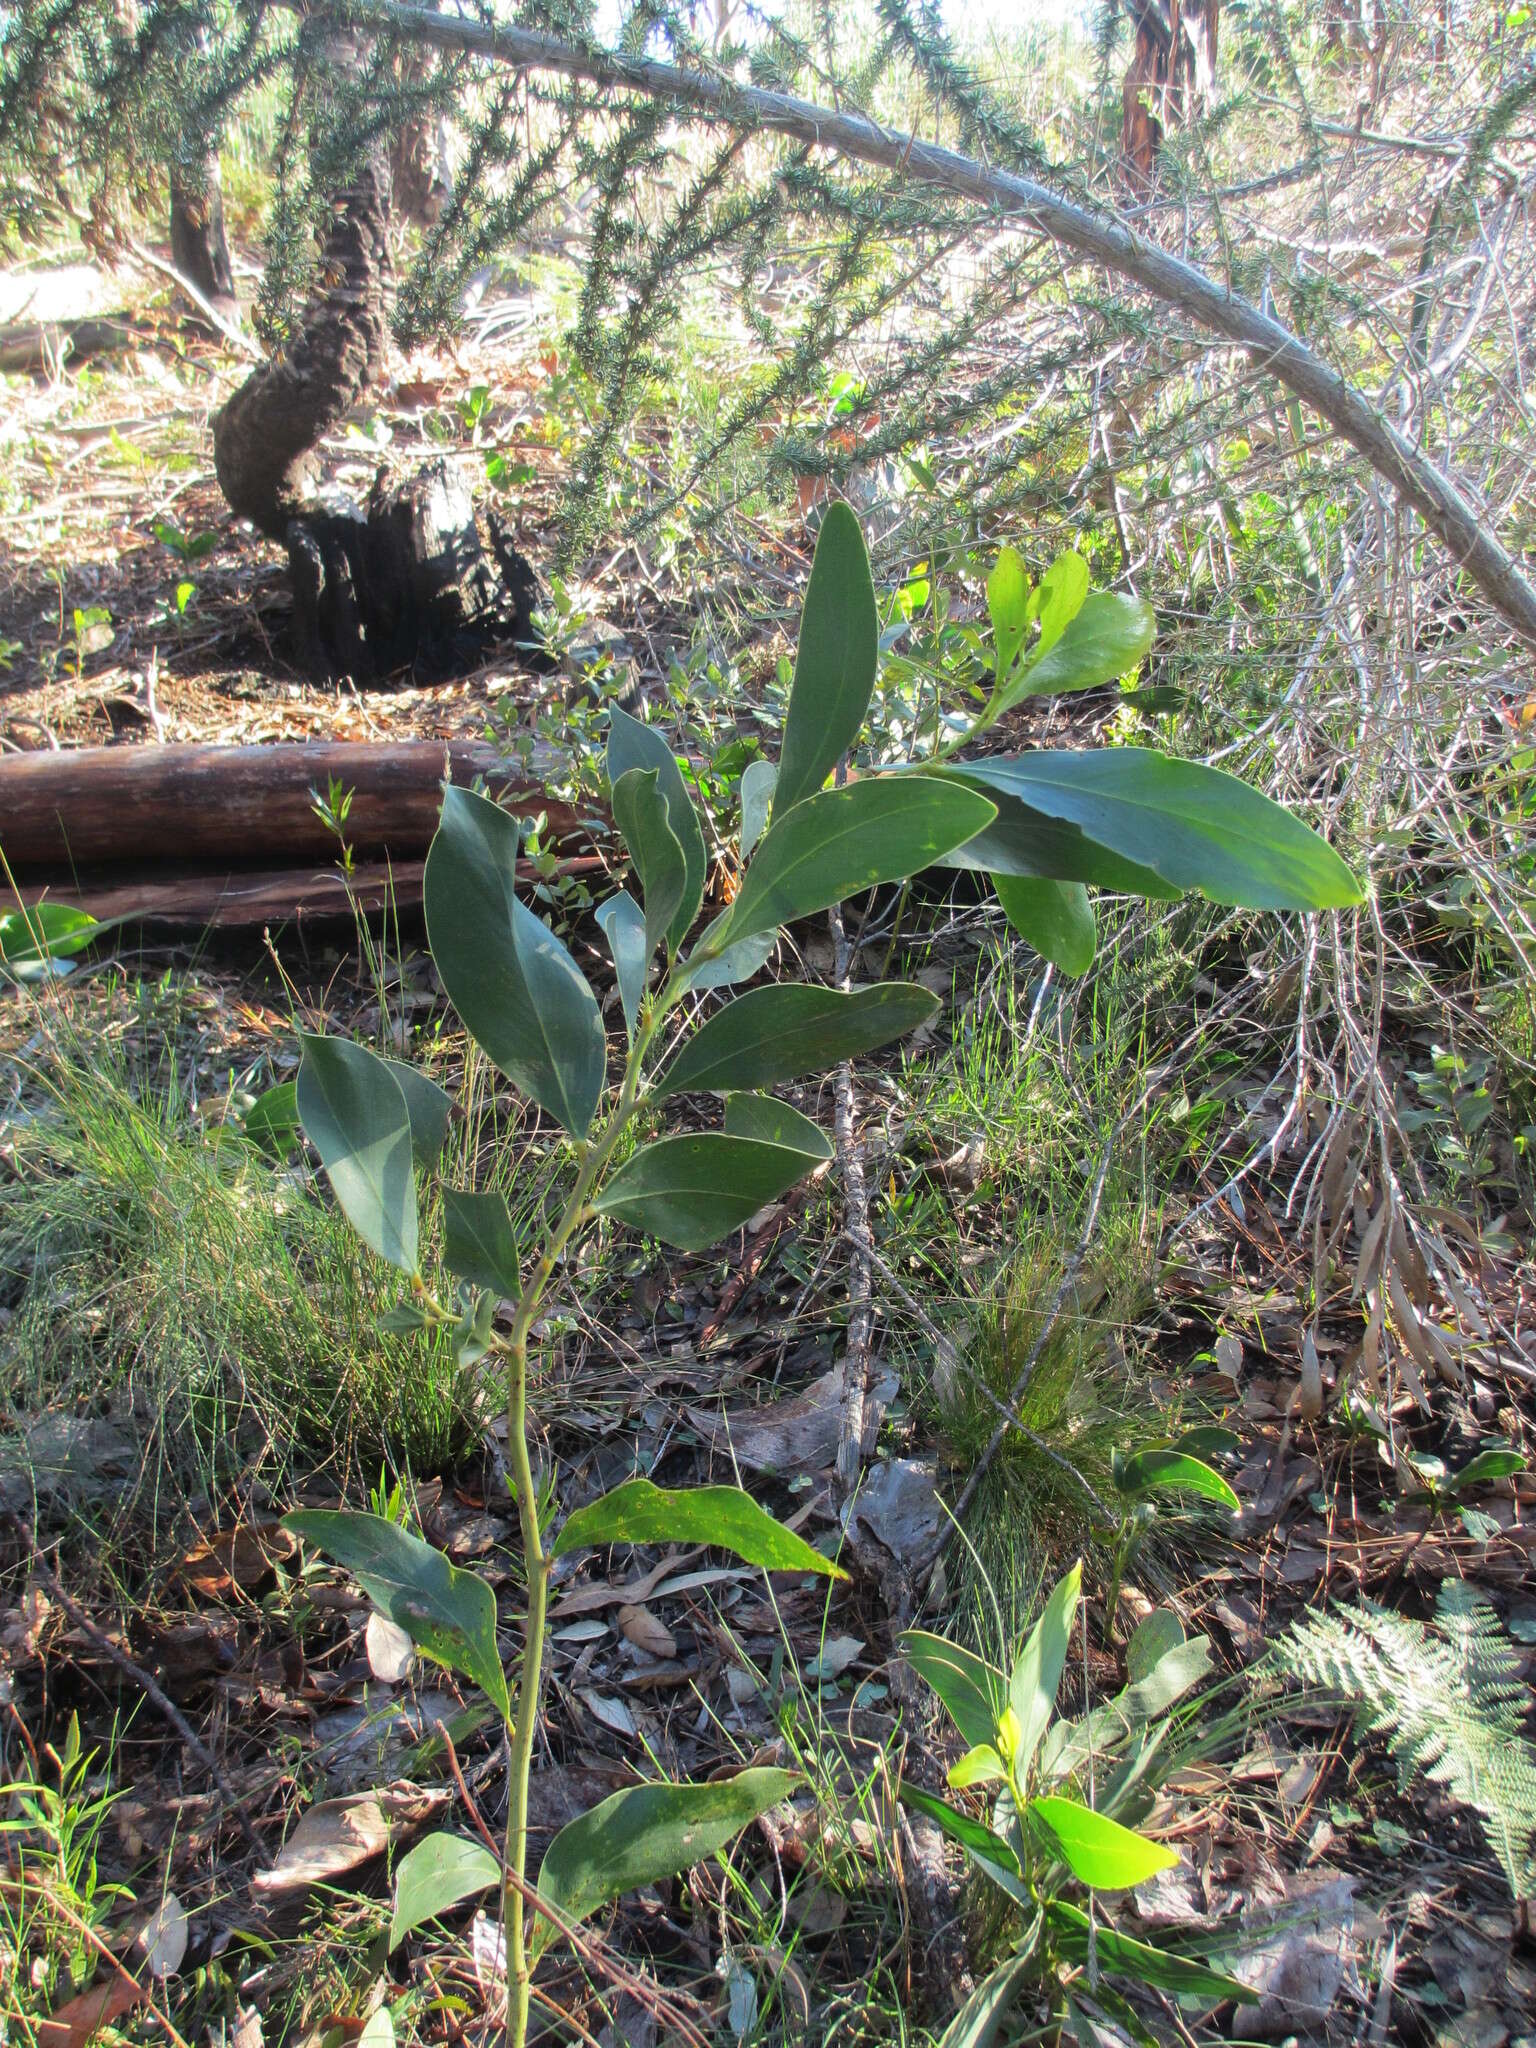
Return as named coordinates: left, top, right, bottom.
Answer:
left=0, top=741, right=592, bottom=874
left=1121, top=2, right=1220, bottom=189
left=335, top=0, right=1536, bottom=649
left=32, top=855, right=605, bottom=931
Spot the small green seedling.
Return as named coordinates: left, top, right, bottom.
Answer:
left=1103, top=1427, right=1241, bottom=1636
left=898, top=1568, right=1251, bottom=2040
left=1402, top=1445, right=1526, bottom=1542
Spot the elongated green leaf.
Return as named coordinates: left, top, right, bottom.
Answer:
left=740, top=759, right=777, bottom=857
left=242, top=1079, right=300, bottom=1155
left=685, top=928, right=778, bottom=992
left=1048, top=1901, right=1252, bottom=2002
left=986, top=547, right=1031, bottom=683
left=283, top=1510, right=509, bottom=1718
left=1009, top=1561, right=1081, bottom=1786
left=897, top=1781, right=1020, bottom=1875
left=552, top=1477, right=844, bottom=1576
left=655, top=982, right=939, bottom=1099
left=1001, top=591, right=1154, bottom=710
left=612, top=766, right=686, bottom=960
left=775, top=502, right=879, bottom=814
left=1027, top=551, right=1090, bottom=663
left=441, top=1186, right=521, bottom=1299
left=936, top=766, right=1177, bottom=896
left=1030, top=1795, right=1177, bottom=1889
left=297, top=1034, right=418, bottom=1274
left=532, top=1770, right=798, bottom=1957
left=896, top=1630, right=1006, bottom=1751
left=1450, top=1448, right=1526, bottom=1493
left=384, top=1061, right=451, bottom=1168
left=0, top=902, right=98, bottom=966
left=596, top=891, right=648, bottom=1040
left=724, top=1092, right=833, bottom=1161
left=1117, top=1450, right=1239, bottom=1510
left=1169, top=1426, right=1240, bottom=1461
left=390, top=1832, right=500, bottom=1949
left=937, top=1936, right=1042, bottom=2048
left=1040, top=1636, right=1214, bottom=1785
left=716, top=777, right=995, bottom=951
left=1126, top=1609, right=1184, bottom=1685
left=424, top=785, right=606, bottom=1136
left=607, top=708, right=705, bottom=947
left=593, top=1133, right=819, bottom=1251
left=948, top=750, right=1362, bottom=911
left=948, top=1743, right=1008, bottom=1790
left=993, top=875, right=1096, bottom=976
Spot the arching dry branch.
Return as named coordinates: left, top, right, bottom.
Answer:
left=331, top=0, right=1536, bottom=649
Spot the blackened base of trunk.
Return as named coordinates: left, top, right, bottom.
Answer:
left=286, top=460, right=541, bottom=684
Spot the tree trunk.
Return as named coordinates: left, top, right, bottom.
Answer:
left=1120, top=1, right=1219, bottom=190
left=168, top=155, right=236, bottom=313
left=211, top=128, right=535, bottom=682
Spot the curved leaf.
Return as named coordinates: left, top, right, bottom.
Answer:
left=611, top=766, right=686, bottom=959
left=1117, top=1450, right=1239, bottom=1510
left=986, top=547, right=1031, bottom=683
left=593, top=1132, right=819, bottom=1251
left=0, top=902, right=98, bottom=966
left=532, top=1769, right=798, bottom=1957
left=596, top=890, right=648, bottom=1039
left=1002, top=591, right=1154, bottom=709
left=390, top=1832, right=500, bottom=1950
left=993, top=875, right=1096, bottom=976
left=724, top=1091, right=833, bottom=1160
left=283, top=1510, right=509, bottom=1718
left=656, top=982, right=938, bottom=1099
left=297, top=1034, right=418, bottom=1274
left=1048, top=1900, right=1252, bottom=2002
left=949, top=750, right=1362, bottom=911
left=1009, top=1561, right=1081, bottom=1785
left=242, top=1079, right=300, bottom=1156
left=384, top=1061, right=451, bottom=1168
left=896, top=1629, right=1006, bottom=1751
left=740, top=759, right=777, bottom=857
left=775, top=501, right=879, bottom=814
left=1450, top=1448, right=1526, bottom=1493
left=552, top=1477, right=844, bottom=1576
left=684, top=925, right=778, bottom=992
left=948, top=1742, right=1008, bottom=1791
left=896, top=1781, right=1020, bottom=1877
left=607, top=708, right=705, bottom=946
left=441, top=1186, right=521, bottom=1299
left=1028, top=551, right=1091, bottom=664
left=424, top=785, right=606, bottom=1136
left=935, top=765, right=1176, bottom=896
left=937, top=1942, right=1043, bottom=2048
left=714, top=777, right=995, bottom=952
left=1029, top=1795, right=1177, bottom=1889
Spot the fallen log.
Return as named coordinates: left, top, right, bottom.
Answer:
left=33, top=855, right=607, bottom=931
left=0, top=740, right=592, bottom=873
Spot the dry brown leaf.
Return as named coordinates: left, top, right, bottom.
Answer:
left=1298, top=1329, right=1325, bottom=1420
left=252, top=1784, right=446, bottom=1898
left=176, top=1523, right=297, bottom=1599
left=35, top=1973, right=145, bottom=2048
left=617, top=1603, right=677, bottom=1659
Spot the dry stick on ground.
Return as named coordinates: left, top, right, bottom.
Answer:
left=334, top=0, right=1536, bottom=648
left=7, top=1517, right=269, bottom=1865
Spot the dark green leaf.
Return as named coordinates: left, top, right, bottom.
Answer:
left=441, top=1186, right=521, bottom=1298
left=935, top=765, right=1177, bottom=897
left=896, top=1629, right=1006, bottom=1750
left=1126, top=1610, right=1184, bottom=1685
left=898, top=1781, right=1019, bottom=1876
left=1001, top=592, right=1154, bottom=710
left=986, top=547, right=1031, bottom=683
left=532, top=1770, right=798, bottom=1957
left=715, top=777, right=995, bottom=951
left=607, top=708, right=706, bottom=946
left=1009, top=1561, right=1081, bottom=1784
left=424, top=785, right=606, bottom=1136
left=552, top=1477, right=844, bottom=1576
left=1048, top=1901, right=1252, bottom=2002
left=723, top=1092, right=832, bottom=1160
left=596, top=891, right=648, bottom=1040
left=1030, top=1795, right=1176, bottom=1889
left=993, top=875, right=1096, bottom=976
left=384, top=1061, right=451, bottom=1168
left=390, top=1832, right=500, bottom=1949
left=1117, top=1450, right=1239, bottom=1510
left=775, top=501, right=880, bottom=813
left=654, top=983, right=939, bottom=1099
left=946, top=750, right=1362, bottom=911
left=1169, top=1426, right=1240, bottom=1460
left=611, top=766, right=687, bottom=958
left=593, top=1133, right=820, bottom=1251
left=297, top=1034, right=418, bottom=1274
left=283, top=1510, right=509, bottom=1718
left=242, top=1079, right=300, bottom=1155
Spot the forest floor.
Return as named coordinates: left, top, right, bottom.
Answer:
left=2, top=236, right=1535, bottom=2048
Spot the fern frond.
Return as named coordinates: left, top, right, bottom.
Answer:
left=1272, top=1584, right=1536, bottom=1900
